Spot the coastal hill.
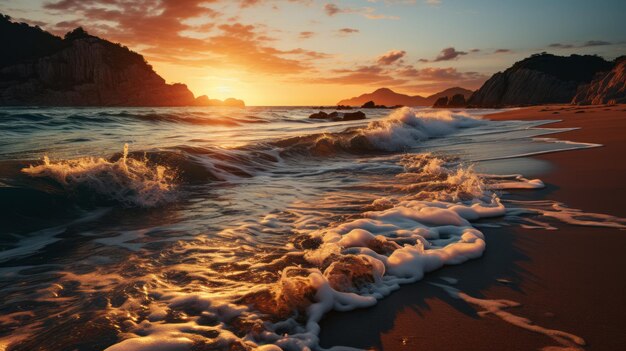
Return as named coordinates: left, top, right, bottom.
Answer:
left=0, top=15, right=244, bottom=107
left=573, top=56, right=626, bottom=105
left=337, top=87, right=472, bottom=107
left=468, top=53, right=613, bottom=107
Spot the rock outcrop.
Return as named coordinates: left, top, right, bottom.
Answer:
left=0, top=15, right=244, bottom=107
left=572, top=56, right=626, bottom=105
left=309, top=111, right=366, bottom=121
left=337, top=87, right=472, bottom=107
left=433, top=93, right=466, bottom=108
left=467, top=53, right=613, bottom=107
left=433, top=97, right=448, bottom=107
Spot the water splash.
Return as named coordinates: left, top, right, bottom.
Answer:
left=21, top=144, right=177, bottom=207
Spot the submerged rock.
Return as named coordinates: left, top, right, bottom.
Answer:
left=341, top=111, right=366, bottom=120
left=308, top=111, right=330, bottom=119
left=309, top=110, right=366, bottom=121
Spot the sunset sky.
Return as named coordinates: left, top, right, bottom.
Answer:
left=2, top=0, right=626, bottom=105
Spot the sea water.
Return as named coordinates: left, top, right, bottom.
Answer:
left=0, top=106, right=623, bottom=350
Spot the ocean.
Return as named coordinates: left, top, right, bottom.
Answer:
left=0, top=106, right=621, bottom=351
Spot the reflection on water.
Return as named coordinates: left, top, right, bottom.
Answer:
left=0, top=106, right=616, bottom=350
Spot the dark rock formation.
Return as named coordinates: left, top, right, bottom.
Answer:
left=338, top=87, right=473, bottom=107
left=467, top=53, right=613, bottom=107
left=308, top=110, right=366, bottom=121
left=0, top=15, right=244, bottom=107
left=433, top=97, right=448, bottom=107
left=448, top=94, right=467, bottom=107
left=341, top=111, right=366, bottom=120
left=572, top=56, right=626, bottom=105
left=432, top=94, right=467, bottom=108
left=310, top=105, right=353, bottom=110
left=309, top=111, right=331, bottom=119
left=361, top=101, right=386, bottom=108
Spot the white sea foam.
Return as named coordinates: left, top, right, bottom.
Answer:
left=21, top=144, right=177, bottom=207
left=359, top=108, right=485, bottom=151
left=6, top=107, right=625, bottom=351
left=94, top=154, right=557, bottom=351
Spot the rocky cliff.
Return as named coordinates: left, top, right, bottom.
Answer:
left=337, top=87, right=472, bottom=107
left=0, top=15, right=243, bottom=107
left=572, top=56, right=626, bottom=105
left=467, top=53, right=613, bottom=107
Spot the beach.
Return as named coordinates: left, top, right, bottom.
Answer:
left=319, top=104, right=626, bottom=351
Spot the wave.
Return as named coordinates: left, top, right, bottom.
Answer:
left=21, top=144, right=177, bottom=207
left=96, top=154, right=547, bottom=351
left=276, top=108, right=485, bottom=155
left=11, top=109, right=484, bottom=209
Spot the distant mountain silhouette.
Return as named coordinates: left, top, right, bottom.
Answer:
left=468, top=53, right=613, bottom=107
left=0, top=15, right=244, bottom=107
left=337, top=87, right=473, bottom=106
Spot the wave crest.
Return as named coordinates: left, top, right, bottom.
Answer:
left=21, top=144, right=177, bottom=207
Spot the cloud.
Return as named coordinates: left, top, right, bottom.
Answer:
left=548, top=43, right=574, bottom=49
left=425, top=0, right=441, bottom=5
left=239, top=0, right=263, bottom=7
left=400, top=67, right=488, bottom=92
left=337, top=28, right=359, bottom=35
left=362, top=7, right=399, bottom=20
left=305, top=62, right=487, bottom=94
left=41, top=0, right=329, bottom=75
left=434, top=47, right=467, bottom=62
left=581, top=40, right=612, bottom=47
left=299, top=31, right=315, bottom=39
left=494, top=49, right=511, bottom=53
left=323, top=3, right=342, bottom=16
left=376, top=50, right=406, bottom=65
left=322, top=3, right=398, bottom=19
left=548, top=40, right=612, bottom=49
left=306, top=65, right=407, bottom=86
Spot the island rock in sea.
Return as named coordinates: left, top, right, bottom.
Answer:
left=467, top=53, right=613, bottom=107
left=0, top=15, right=244, bottom=107
left=572, top=56, right=626, bottom=105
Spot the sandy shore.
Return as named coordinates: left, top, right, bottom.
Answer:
left=319, top=104, right=626, bottom=350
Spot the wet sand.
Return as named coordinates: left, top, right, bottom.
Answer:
left=319, top=104, right=626, bottom=350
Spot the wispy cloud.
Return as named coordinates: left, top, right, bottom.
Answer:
left=322, top=3, right=399, bottom=19
left=337, top=27, right=360, bottom=36
left=299, top=31, right=315, bottom=39
left=548, top=40, right=612, bottom=49
left=376, top=50, right=406, bottom=65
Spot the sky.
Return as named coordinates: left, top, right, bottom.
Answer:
left=1, top=0, right=626, bottom=105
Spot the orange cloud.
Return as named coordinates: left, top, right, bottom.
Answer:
left=42, top=0, right=328, bottom=75
left=377, top=50, right=406, bottom=65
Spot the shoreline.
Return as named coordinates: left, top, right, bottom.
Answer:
left=319, top=104, right=626, bottom=350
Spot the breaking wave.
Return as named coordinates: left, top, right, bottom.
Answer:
left=14, top=109, right=484, bottom=209
left=3, top=106, right=619, bottom=351
left=31, top=154, right=548, bottom=351
left=21, top=144, right=177, bottom=207
left=276, top=108, right=484, bottom=155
